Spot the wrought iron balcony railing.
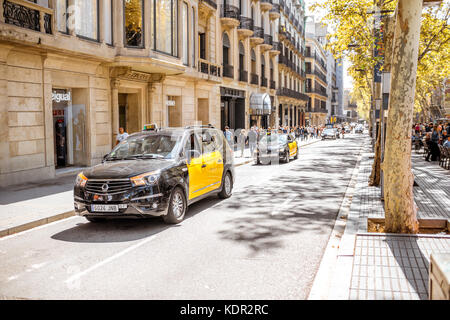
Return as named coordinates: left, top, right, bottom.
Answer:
left=220, top=4, right=239, bottom=20
left=277, top=87, right=309, bottom=101
left=251, top=25, right=264, bottom=39
left=261, top=77, right=268, bottom=87
left=3, top=0, right=53, bottom=34
left=223, top=64, right=234, bottom=78
left=270, top=80, right=276, bottom=90
left=200, top=0, right=217, bottom=9
left=270, top=3, right=280, bottom=14
left=264, top=34, right=273, bottom=46
left=239, top=70, right=248, bottom=82
left=239, top=16, right=253, bottom=30
left=198, top=58, right=222, bottom=78
left=250, top=73, right=259, bottom=85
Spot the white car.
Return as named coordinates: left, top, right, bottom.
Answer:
left=321, top=128, right=338, bottom=140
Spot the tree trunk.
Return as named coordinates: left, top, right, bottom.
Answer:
left=369, top=123, right=382, bottom=186
left=382, top=0, right=422, bottom=234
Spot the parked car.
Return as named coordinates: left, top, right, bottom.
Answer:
left=355, top=126, right=364, bottom=134
left=254, top=133, right=298, bottom=164
left=74, top=125, right=235, bottom=224
left=321, top=128, right=338, bottom=140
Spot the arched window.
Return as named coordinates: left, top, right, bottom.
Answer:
left=251, top=49, right=256, bottom=74
left=239, top=41, right=245, bottom=71
left=222, top=32, right=230, bottom=66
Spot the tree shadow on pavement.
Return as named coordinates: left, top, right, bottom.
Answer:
left=385, top=235, right=430, bottom=300
left=216, top=136, right=362, bottom=257
left=50, top=197, right=225, bottom=243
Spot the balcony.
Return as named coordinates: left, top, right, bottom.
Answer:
left=269, top=41, right=281, bottom=56
left=199, top=0, right=217, bottom=10
left=260, top=34, right=273, bottom=51
left=277, top=87, right=309, bottom=102
left=269, top=4, right=281, bottom=20
left=239, top=70, right=248, bottom=82
left=250, top=73, right=259, bottom=85
left=223, top=64, right=234, bottom=79
left=261, top=77, right=268, bottom=87
left=304, top=52, right=328, bottom=72
left=250, top=25, right=264, bottom=45
left=238, top=16, right=254, bottom=38
left=305, top=87, right=328, bottom=98
left=307, top=69, right=327, bottom=84
left=270, top=80, right=276, bottom=90
left=220, top=4, right=240, bottom=28
left=198, top=59, right=222, bottom=81
left=260, top=0, right=273, bottom=12
left=2, top=0, right=53, bottom=35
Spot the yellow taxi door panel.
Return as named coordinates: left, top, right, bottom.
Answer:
left=209, top=150, right=224, bottom=190
left=289, top=142, right=297, bottom=156
left=187, top=156, right=204, bottom=201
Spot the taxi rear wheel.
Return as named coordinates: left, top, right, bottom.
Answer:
left=163, top=187, right=186, bottom=224
left=219, top=172, right=233, bottom=199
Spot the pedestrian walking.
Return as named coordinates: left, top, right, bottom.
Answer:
left=116, top=127, right=129, bottom=146
left=238, top=129, right=247, bottom=157
left=248, top=127, right=258, bottom=158
left=224, top=126, right=233, bottom=147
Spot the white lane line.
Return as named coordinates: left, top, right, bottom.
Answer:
left=65, top=235, right=157, bottom=285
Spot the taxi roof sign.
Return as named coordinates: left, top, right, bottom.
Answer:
left=143, top=124, right=158, bottom=131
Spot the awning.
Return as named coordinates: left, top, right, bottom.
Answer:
left=250, top=93, right=272, bottom=115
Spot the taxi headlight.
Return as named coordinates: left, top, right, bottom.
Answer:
left=131, top=171, right=160, bottom=187
left=75, top=172, right=88, bottom=188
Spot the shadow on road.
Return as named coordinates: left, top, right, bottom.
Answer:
left=216, top=136, right=362, bottom=256
left=50, top=197, right=226, bottom=243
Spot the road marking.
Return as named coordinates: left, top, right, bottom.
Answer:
left=65, top=235, right=157, bottom=286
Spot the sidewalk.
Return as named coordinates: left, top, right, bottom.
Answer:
left=310, top=135, right=450, bottom=300
left=0, top=136, right=322, bottom=238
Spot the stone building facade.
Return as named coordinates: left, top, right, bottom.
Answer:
left=0, top=0, right=309, bottom=187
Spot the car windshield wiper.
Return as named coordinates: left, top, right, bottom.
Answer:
left=130, top=154, right=166, bottom=159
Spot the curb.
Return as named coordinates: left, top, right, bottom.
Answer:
left=0, top=210, right=75, bottom=239
left=0, top=139, right=323, bottom=239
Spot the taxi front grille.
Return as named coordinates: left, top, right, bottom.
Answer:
left=86, top=179, right=132, bottom=194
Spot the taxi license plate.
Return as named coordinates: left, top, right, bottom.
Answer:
left=91, top=204, right=119, bottom=212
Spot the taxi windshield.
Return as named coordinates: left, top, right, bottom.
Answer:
left=106, top=134, right=182, bottom=160
left=259, top=134, right=287, bottom=145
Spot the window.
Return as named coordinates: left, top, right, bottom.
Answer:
left=124, top=0, right=144, bottom=47
left=199, top=33, right=206, bottom=60
left=103, top=0, right=113, bottom=45
left=182, top=3, right=188, bottom=65
left=56, top=0, right=68, bottom=33
left=154, top=0, right=178, bottom=56
left=75, top=0, right=99, bottom=41
left=191, top=7, right=195, bottom=67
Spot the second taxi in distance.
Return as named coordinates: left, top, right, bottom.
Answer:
left=254, top=132, right=299, bottom=165
left=74, top=124, right=235, bottom=224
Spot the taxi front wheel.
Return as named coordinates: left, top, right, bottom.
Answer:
left=219, top=172, right=233, bottom=199
left=163, top=187, right=186, bottom=224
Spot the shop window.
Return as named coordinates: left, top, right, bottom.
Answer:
left=154, top=0, right=178, bottom=56
left=124, top=0, right=144, bottom=48
left=52, top=89, right=87, bottom=168
left=75, top=0, right=99, bottom=41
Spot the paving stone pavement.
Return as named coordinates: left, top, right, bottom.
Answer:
left=345, top=136, right=450, bottom=300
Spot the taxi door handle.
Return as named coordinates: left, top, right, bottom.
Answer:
left=217, top=159, right=223, bottom=163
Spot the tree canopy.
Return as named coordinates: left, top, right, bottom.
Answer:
left=310, top=0, right=450, bottom=119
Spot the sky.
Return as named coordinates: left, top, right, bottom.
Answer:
left=305, top=0, right=354, bottom=90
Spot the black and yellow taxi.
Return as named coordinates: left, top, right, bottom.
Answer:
left=74, top=124, right=235, bottom=224
left=254, top=132, right=299, bottom=164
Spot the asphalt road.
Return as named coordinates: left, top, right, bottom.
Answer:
left=0, top=134, right=364, bottom=300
